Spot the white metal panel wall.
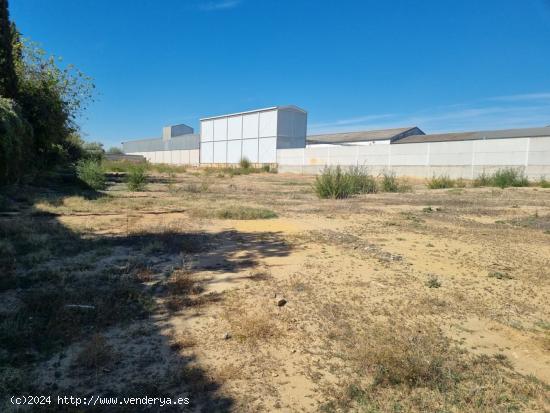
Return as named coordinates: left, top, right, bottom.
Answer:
left=242, top=139, right=259, bottom=163
left=213, top=118, right=228, bottom=141
left=228, top=116, right=243, bottom=140
left=259, top=110, right=277, bottom=138
left=214, top=141, right=227, bottom=163
left=201, top=120, right=213, bottom=142
left=227, top=140, right=242, bottom=163
left=201, top=141, right=214, bottom=163
left=259, top=137, right=277, bottom=163
left=242, top=113, right=259, bottom=139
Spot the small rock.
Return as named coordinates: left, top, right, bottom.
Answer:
left=277, top=298, right=287, bottom=307
left=223, top=332, right=231, bottom=340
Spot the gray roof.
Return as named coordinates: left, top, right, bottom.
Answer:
left=307, top=127, right=424, bottom=145
left=395, top=126, right=550, bottom=144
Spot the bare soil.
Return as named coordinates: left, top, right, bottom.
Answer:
left=1, top=170, right=549, bottom=412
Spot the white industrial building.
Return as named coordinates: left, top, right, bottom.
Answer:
left=199, top=106, right=307, bottom=164
left=121, top=105, right=550, bottom=179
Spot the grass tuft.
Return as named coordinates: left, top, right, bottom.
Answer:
left=76, top=159, right=106, bottom=190
left=474, top=168, right=529, bottom=188
left=239, top=157, right=251, bottom=169
left=381, top=171, right=411, bottom=193
left=427, top=174, right=456, bottom=189
left=126, top=165, right=147, bottom=191
left=314, top=166, right=378, bottom=199
left=215, top=206, right=277, bottom=220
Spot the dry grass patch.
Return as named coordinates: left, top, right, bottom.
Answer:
left=322, top=320, right=549, bottom=412
left=73, top=334, right=114, bottom=370
left=168, top=269, right=203, bottom=295
left=224, top=306, right=282, bottom=343
left=170, top=333, right=197, bottom=351
left=191, top=205, right=277, bottom=220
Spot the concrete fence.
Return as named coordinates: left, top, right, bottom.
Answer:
left=277, top=137, right=550, bottom=179
left=126, top=149, right=200, bottom=165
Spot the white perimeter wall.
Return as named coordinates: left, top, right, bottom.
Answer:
left=277, top=137, right=550, bottom=179
left=126, top=149, right=200, bottom=165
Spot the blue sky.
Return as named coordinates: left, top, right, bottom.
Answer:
left=10, top=0, right=550, bottom=148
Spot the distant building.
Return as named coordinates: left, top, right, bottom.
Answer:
left=120, top=105, right=550, bottom=179
left=199, top=106, right=307, bottom=164
left=122, top=123, right=200, bottom=165
left=306, top=127, right=424, bottom=146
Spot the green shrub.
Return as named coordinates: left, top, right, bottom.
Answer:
left=491, top=168, right=529, bottom=188
left=82, top=142, right=105, bottom=162
left=314, top=166, right=353, bottom=199
left=380, top=171, right=412, bottom=192
left=239, top=157, right=251, bottom=169
left=347, top=166, right=378, bottom=194
left=539, top=177, right=550, bottom=188
left=126, top=165, right=147, bottom=191
left=107, top=147, right=123, bottom=154
left=76, top=159, right=106, bottom=190
left=315, top=166, right=379, bottom=199
left=0, top=98, right=33, bottom=185
left=473, top=168, right=529, bottom=188
left=473, top=171, right=491, bottom=187
left=427, top=174, right=455, bottom=189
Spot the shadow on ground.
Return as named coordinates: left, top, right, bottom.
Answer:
left=0, top=177, right=292, bottom=412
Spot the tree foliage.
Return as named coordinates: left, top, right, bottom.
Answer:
left=0, top=97, right=32, bottom=183
left=0, top=0, right=18, bottom=98
left=0, top=1, right=95, bottom=185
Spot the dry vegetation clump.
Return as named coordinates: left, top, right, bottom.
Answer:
left=191, top=205, right=277, bottom=220
left=223, top=306, right=282, bottom=343
left=170, top=333, right=197, bottom=351
left=216, top=206, right=277, bottom=220
left=102, top=159, right=188, bottom=175
left=380, top=171, right=412, bottom=193
left=473, top=167, right=530, bottom=188
left=314, top=166, right=378, bottom=199
left=73, top=334, right=114, bottom=370
left=183, top=181, right=210, bottom=193
left=322, top=321, right=549, bottom=412
left=168, top=269, right=204, bottom=295
left=426, top=174, right=466, bottom=189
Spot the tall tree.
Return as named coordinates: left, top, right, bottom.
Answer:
left=0, top=0, right=18, bottom=98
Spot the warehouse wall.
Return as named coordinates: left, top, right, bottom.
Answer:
left=126, top=149, right=200, bottom=165
left=200, top=107, right=306, bottom=164
left=277, top=136, right=550, bottom=179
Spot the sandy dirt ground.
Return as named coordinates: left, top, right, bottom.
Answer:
left=2, top=170, right=549, bottom=412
